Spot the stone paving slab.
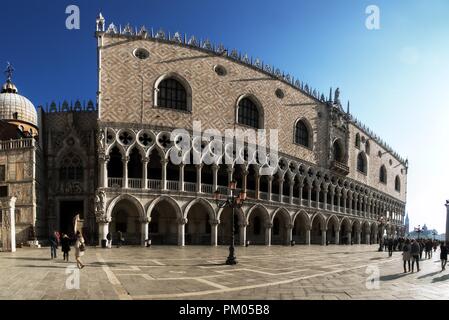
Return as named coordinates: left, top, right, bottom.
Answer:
left=1, top=245, right=449, bottom=300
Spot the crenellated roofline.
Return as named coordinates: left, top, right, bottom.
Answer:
left=94, top=14, right=408, bottom=167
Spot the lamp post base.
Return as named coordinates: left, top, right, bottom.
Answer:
left=226, top=245, right=237, bottom=265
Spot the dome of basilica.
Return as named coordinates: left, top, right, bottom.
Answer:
left=0, top=79, right=37, bottom=126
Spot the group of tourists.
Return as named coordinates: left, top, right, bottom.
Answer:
left=387, top=237, right=448, bottom=273
left=48, top=230, right=86, bottom=269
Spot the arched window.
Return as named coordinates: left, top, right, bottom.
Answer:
left=365, top=140, right=370, bottom=155
left=355, top=133, right=360, bottom=148
left=357, top=152, right=367, bottom=174
left=333, top=140, right=344, bottom=162
left=60, top=152, right=84, bottom=181
left=395, top=176, right=401, bottom=192
left=379, top=165, right=387, bottom=183
left=295, top=119, right=311, bottom=148
left=237, top=97, right=260, bottom=129
left=156, top=78, right=188, bottom=110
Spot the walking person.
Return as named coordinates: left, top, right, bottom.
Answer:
left=419, top=240, right=424, bottom=260
left=440, top=242, right=448, bottom=271
left=388, top=238, right=394, bottom=257
left=74, top=231, right=85, bottom=269
left=106, top=232, right=112, bottom=248
left=49, top=231, right=58, bottom=259
left=117, top=230, right=123, bottom=248
left=425, top=240, right=432, bottom=259
left=402, top=239, right=411, bottom=273
left=61, top=233, right=71, bottom=262
left=411, top=239, right=420, bottom=272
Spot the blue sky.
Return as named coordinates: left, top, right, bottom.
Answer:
left=1, top=0, right=448, bottom=232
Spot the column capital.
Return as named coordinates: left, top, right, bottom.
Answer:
left=178, top=217, right=188, bottom=225
left=140, top=217, right=151, bottom=223
left=209, top=219, right=220, bottom=226
left=265, top=222, right=273, bottom=229
left=122, top=156, right=130, bottom=163
left=96, top=216, right=111, bottom=224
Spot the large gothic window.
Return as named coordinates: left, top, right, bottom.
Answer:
left=59, top=153, right=83, bottom=181
left=333, top=140, right=344, bottom=162
left=238, top=98, right=260, bottom=129
left=157, top=78, right=188, bottom=111
left=395, top=176, right=401, bottom=192
left=295, top=119, right=310, bottom=148
left=357, top=152, right=367, bottom=174
left=379, top=165, right=387, bottom=183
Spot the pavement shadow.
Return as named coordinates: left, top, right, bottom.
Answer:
left=5, top=257, right=54, bottom=261
left=432, top=274, right=449, bottom=283
left=380, top=273, right=408, bottom=281
left=417, top=271, right=441, bottom=279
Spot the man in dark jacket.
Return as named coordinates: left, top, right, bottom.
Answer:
left=49, top=231, right=58, bottom=259
left=411, top=239, right=420, bottom=272
left=387, top=238, right=394, bottom=257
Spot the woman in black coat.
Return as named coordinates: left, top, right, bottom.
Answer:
left=440, top=242, right=448, bottom=271
left=61, top=234, right=71, bottom=262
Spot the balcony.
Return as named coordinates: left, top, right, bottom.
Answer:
left=330, top=160, right=349, bottom=176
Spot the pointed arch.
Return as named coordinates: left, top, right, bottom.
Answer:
left=326, top=214, right=340, bottom=230
left=106, top=194, right=145, bottom=219
left=146, top=195, right=183, bottom=220
left=271, top=207, right=292, bottom=225
left=292, top=210, right=311, bottom=229
left=246, top=203, right=270, bottom=225
left=183, top=198, right=216, bottom=221
left=357, top=152, right=368, bottom=174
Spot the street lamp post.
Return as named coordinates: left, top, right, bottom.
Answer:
left=214, top=180, right=247, bottom=265
left=445, top=200, right=449, bottom=243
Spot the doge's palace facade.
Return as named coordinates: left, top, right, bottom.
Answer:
left=93, top=14, right=407, bottom=247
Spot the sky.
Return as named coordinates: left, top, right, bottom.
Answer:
left=1, top=0, right=448, bottom=232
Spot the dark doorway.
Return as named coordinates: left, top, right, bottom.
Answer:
left=60, top=201, right=84, bottom=237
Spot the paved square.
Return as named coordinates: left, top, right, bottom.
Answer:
left=1, top=245, right=448, bottom=300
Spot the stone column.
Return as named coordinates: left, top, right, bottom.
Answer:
left=210, top=219, right=219, bottom=246
left=227, top=166, right=234, bottom=196
left=141, top=218, right=149, bottom=246
left=1, top=197, right=17, bottom=252
left=142, top=157, right=149, bottom=189
left=321, top=228, right=327, bottom=246
left=239, top=222, right=247, bottom=246
left=123, top=156, right=129, bottom=188
left=97, top=217, right=110, bottom=247
left=267, top=176, right=273, bottom=201
left=177, top=218, right=187, bottom=246
left=348, top=192, right=353, bottom=215
left=323, top=189, right=328, bottom=211
left=99, top=155, right=108, bottom=188
left=289, top=179, right=294, bottom=205
left=161, top=159, right=168, bottom=191
left=298, top=183, right=303, bottom=205
left=307, top=182, right=312, bottom=207
left=336, top=190, right=341, bottom=213
left=357, top=231, right=361, bottom=245
left=315, top=185, right=320, bottom=209
left=255, top=174, right=260, bottom=200
left=179, top=164, right=185, bottom=191
left=242, top=170, right=248, bottom=192
left=278, top=178, right=284, bottom=202
left=366, top=233, right=370, bottom=245
left=196, top=164, right=202, bottom=193
left=286, top=223, right=293, bottom=245
left=335, top=228, right=340, bottom=245
left=329, top=186, right=335, bottom=212
left=265, top=223, right=273, bottom=246
left=347, top=231, right=351, bottom=244
left=305, top=227, right=311, bottom=245
left=212, top=164, right=218, bottom=192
